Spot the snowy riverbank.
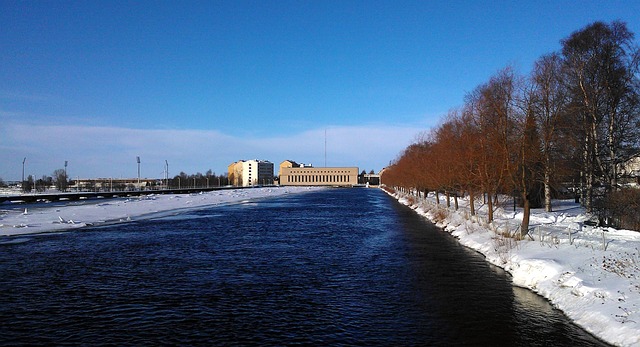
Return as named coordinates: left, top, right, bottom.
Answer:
left=387, top=188, right=640, bottom=347
left=0, top=186, right=322, bottom=237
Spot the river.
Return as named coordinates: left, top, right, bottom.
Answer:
left=0, top=188, right=607, bottom=346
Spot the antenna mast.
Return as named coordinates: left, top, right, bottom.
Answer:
left=324, top=129, right=327, bottom=167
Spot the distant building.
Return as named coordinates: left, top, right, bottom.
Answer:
left=618, top=152, right=640, bottom=185
left=278, top=160, right=358, bottom=187
left=361, top=173, right=381, bottom=187
left=228, top=159, right=274, bottom=187
left=71, top=178, right=160, bottom=191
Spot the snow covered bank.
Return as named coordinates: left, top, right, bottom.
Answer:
left=387, top=189, right=639, bottom=347
left=0, top=186, right=323, bottom=237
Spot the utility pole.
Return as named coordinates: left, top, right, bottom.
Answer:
left=324, top=129, right=327, bottom=167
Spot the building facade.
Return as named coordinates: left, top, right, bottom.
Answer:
left=71, top=178, right=161, bottom=191
left=228, top=159, right=274, bottom=187
left=278, top=160, right=358, bottom=187
left=618, top=152, right=640, bottom=185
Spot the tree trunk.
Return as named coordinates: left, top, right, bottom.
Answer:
left=469, top=191, right=476, bottom=216
left=544, top=157, right=552, bottom=212
left=487, top=192, right=494, bottom=222
left=435, top=191, right=440, bottom=205
left=454, top=193, right=459, bottom=210
left=445, top=191, right=451, bottom=208
left=521, top=195, right=531, bottom=237
left=609, top=112, right=618, bottom=190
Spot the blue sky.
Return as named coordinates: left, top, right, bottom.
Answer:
left=2, top=1, right=639, bottom=181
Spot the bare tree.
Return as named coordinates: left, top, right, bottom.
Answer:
left=24, top=175, right=34, bottom=193
left=562, top=21, right=640, bottom=211
left=53, top=169, right=69, bottom=192
left=531, top=53, right=570, bottom=211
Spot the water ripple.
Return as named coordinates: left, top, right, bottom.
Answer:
left=0, top=189, right=608, bottom=346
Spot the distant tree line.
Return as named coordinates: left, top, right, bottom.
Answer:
left=3, top=168, right=229, bottom=193
left=6, top=169, right=70, bottom=193
left=382, top=21, right=640, bottom=232
left=168, top=170, right=230, bottom=189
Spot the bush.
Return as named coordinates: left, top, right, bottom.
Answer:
left=432, top=208, right=447, bottom=223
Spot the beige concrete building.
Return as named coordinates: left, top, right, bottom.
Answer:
left=228, top=159, right=274, bottom=187
left=278, top=160, right=358, bottom=187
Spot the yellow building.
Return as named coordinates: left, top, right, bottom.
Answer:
left=278, top=160, right=358, bottom=187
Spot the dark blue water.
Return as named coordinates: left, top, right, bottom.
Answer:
left=0, top=189, right=607, bottom=346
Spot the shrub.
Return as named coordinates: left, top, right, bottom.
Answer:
left=432, top=208, right=447, bottom=223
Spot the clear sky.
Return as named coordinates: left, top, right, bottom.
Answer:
left=2, top=1, right=639, bottom=181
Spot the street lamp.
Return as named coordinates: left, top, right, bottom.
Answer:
left=22, top=157, right=26, bottom=192
left=165, top=160, right=169, bottom=190
left=64, top=160, right=68, bottom=192
left=136, top=156, right=141, bottom=190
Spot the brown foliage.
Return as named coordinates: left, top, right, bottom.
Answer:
left=383, top=21, right=640, bottom=232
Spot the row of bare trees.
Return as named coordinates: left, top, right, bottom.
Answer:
left=383, top=21, right=640, bottom=232
left=14, top=169, right=70, bottom=193
left=7, top=169, right=229, bottom=193
left=168, top=170, right=230, bottom=189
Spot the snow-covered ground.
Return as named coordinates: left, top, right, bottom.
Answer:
left=0, top=187, right=23, bottom=196
left=0, top=186, right=322, bottom=237
left=387, top=188, right=639, bottom=347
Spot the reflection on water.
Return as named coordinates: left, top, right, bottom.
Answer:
left=0, top=189, right=608, bottom=346
left=514, top=286, right=557, bottom=316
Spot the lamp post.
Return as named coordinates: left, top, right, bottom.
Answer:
left=136, top=156, right=141, bottom=191
left=64, top=160, right=68, bottom=192
left=22, top=157, right=26, bottom=192
left=165, top=160, right=169, bottom=190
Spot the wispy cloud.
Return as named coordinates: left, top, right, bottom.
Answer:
left=0, top=122, right=416, bottom=180
left=0, top=91, right=62, bottom=103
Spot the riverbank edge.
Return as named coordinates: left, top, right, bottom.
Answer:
left=381, top=187, right=630, bottom=347
left=0, top=186, right=326, bottom=238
